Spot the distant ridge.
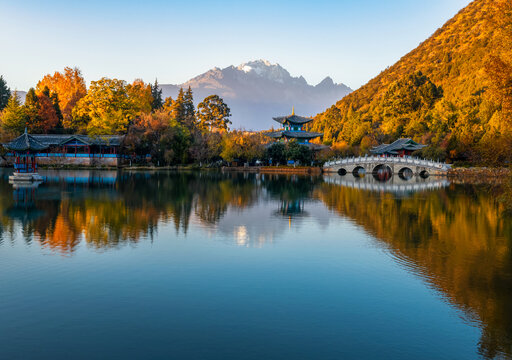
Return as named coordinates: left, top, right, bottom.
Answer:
left=159, top=60, right=352, bottom=130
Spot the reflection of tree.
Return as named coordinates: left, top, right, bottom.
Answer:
left=262, top=174, right=321, bottom=201
left=317, top=183, right=512, bottom=359
left=193, top=172, right=259, bottom=224
left=263, top=174, right=322, bottom=218
left=1, top=171, right=264, bottom=254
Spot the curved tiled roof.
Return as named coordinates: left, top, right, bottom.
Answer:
left=266, top=130, right=322, bottom=139
left=4, top=132, right=49, bottom=151
left=272, top=114, right=314, bottom=125
left=370, top=138, right=426, bottom=155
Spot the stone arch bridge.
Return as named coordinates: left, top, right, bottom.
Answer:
left=323, top=156, right=451, bottom=177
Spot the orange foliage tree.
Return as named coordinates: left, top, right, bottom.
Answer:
left=36, top=67, right=87, bottom=129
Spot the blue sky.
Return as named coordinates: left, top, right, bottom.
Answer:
left=1, top=0, right=472, bottom=90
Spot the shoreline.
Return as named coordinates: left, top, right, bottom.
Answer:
left=1, top=163, right=510, bottom=179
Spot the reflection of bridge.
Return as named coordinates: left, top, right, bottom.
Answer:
left=323, top=174, right=450, bottom=193
left=324, top=156, right=451, bottom=177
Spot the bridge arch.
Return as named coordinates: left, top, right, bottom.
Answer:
left=352, top=166, right=366, bottom=178
left=372, top=164, right=392, bottom=181
left=398, top=167, right=413, bottom=180
left=338, top=168, right=347, bottom=176
left=419, top=170, right=430, bottom=179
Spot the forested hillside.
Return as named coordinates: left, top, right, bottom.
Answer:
left=311, top=0, right=512, bottom=164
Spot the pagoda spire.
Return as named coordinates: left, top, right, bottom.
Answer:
left=292, top=106, right=295, bottom=115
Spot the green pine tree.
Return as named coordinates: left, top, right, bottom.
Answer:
left=171, top=88, right=186, bottom=124
left=50, top=91, right=64, bottom=127
left=183, top=86, right=196, bottom=127
left=0, top=92, right=27, bottom=133
left=151, top=79, right=163, bottom=111
left=24, top=88, right=40, bottom=132
left=0, top=76, right=10, bottom=112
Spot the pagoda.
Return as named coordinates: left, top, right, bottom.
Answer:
left=4, top=130, right=47, bottom=183
left=266, top=109, right=323, bottom=148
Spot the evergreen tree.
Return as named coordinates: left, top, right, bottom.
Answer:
left=183, top=86, right=196, bottom=127
left=0, top=75, right=11, bottom=111
left=151, top=79, right=163, bottom=111
left=50, top=92, right=64, bottom=125
left=24, top=88, right=40, bottom=131
left=171, top=88, right=186, bottom=124
left=0, top=92, right=27, bottom=133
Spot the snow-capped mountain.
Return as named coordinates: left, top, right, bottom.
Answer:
left=159, top=60, right=351, bottom=130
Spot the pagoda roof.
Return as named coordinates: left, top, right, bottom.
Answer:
left=273, top=114, right=314, bottom=125
left=266, top=130, right=322, bottom=139
left=4, top=131, right=49, bottom=151
left=370, top=138, right=426, bottom=155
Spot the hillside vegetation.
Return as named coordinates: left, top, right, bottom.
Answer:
left=311, top=0, right=512, bottom=165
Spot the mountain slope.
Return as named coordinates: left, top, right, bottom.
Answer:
left=312, top=0, right=512, bottom=163
left=159, top=60, right=352, bottom=130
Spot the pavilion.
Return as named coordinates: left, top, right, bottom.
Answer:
left=370, top=138, right=426, bottom=157
left=266, top=109, right=324, bottom=149
left=4, top=130, right=47, bottom=183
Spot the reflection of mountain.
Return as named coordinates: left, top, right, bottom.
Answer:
left=318, top=182, right=512, bottom=359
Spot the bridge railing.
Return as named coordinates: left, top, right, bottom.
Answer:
left=323, top=155, right=451, bottom=171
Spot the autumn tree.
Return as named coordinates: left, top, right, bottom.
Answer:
left=197, top=95, right=231, bottom=132
left=0, top=76, right=11, bottom=112
left=127, top=79, right=153, bottom=115
left=36, top=67, right=87, bottom=129
left=36, top=87, right=60, bottom=133
left=72, top=78, right=137, bottom=135
left=151, top=79, right=163, bottom=111
left=0, top=92, right=26, bottom=134
left=124, top=109, right=191, bottom=165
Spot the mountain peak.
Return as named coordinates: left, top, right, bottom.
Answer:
left=236, top=59, right=290, bottom=83
left=159, top=60, right=351, bottom=130
left=316, top=76, right=335, bottom=87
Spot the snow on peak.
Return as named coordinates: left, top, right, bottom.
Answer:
left=236, top=59, right=289, bottom=83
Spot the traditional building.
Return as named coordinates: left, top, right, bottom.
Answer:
left=370, top=138, right=426, bottom=157
left=4, top=133, right=124, bottom=167
left=4, top=130, right=47, bottom=183
left=266, top=110, right=323, bottom=149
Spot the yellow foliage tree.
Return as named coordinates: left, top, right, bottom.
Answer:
left=126, top=79, right=153, bottom=115
left=72, top=78, right=137, bottom=135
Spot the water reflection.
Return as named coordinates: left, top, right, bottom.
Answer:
left=318, top=179, right=512, bottom=359
left=1, top=170, right=512, bottom=358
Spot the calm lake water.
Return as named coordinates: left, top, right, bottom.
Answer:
left=1, top=169, right=511, bottom=360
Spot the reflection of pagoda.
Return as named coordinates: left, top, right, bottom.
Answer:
left=6, top=182, right=45, bottom=224
left=266, top=109, right=323, bottom=149
left=277, top=200, right=307, bottom=217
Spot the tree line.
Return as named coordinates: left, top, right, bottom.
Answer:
left=0, top=68, right=318, bottom=166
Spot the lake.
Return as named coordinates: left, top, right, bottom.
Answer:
left=0, top=169, right=511, bottom=360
